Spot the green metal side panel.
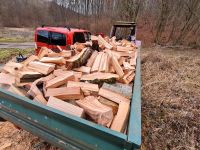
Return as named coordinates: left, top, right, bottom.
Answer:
left=0, top=90, right=134, bottom=150
left=0, top=41, right=141, bottom=150
left=128, top=41, right=142, bottom=149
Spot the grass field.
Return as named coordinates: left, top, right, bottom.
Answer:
left=0, top=48, right=34, bottom=63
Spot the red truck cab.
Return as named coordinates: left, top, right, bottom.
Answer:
left=35, top=27, right=91, bottom=54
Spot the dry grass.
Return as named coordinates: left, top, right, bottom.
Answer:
left=141, top=47, right=200, bottom=150
left=0, top=27, right=34, bottom=43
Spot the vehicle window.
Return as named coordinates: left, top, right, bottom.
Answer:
left=51, top=32, right=66, bottom=46
left=73, top=32, right=86, bottom=43
left=37, top=30, right=49, bottom=43
left=84, top=32, right=91, bottom=41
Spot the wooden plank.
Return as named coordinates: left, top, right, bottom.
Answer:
left=73, top=66, right=91, bottom=74
left=91, top=52, right=103, bottom=72
left=46, top=87, right=83, bottom=100
left=0, top=73, right=15, bottom=85
left=67, top=81, right=99, bottom=92
left=111, top=101, right=130, bottom=133
left=111, top=55, right=124, bottom=77
left=86, top=51, right=98, bottom=67
left=46, top=72, right=74, bottom=88
left=98, top=97, right=118, bottom=115
left=28, top=61, right=55, bottom=75
left=76, top=96, right=113, bottom=126
left=47, top=96, right=84, bottom=117
left=98, top=88, right=130, bottom=104
left=98, top=35, right=113, bottom=49
left=40, top=57, right=66, bottom=65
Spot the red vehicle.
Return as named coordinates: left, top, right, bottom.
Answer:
left=35, top=26, right=91, bottom=54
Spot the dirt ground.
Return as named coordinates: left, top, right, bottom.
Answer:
left=0, top=46, right=199, bottom=149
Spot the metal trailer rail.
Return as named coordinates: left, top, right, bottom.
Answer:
left=0, top=42, right=141, bottom=150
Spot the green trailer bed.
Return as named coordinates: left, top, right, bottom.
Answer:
left=0, top=41, right=141, bottom=150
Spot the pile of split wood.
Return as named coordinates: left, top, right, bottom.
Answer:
left=0, top=35, right=137, bottom=134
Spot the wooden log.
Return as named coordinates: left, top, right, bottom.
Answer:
left=91, top=52, right=103, bottom=72
left=130, top=51, right=137, bottom=66
left=86, top=51, right=98, bottom=67
left=81, top=72, right=119, bottom=82
left=47, top=96, right=84, bottom=117
left=8, top=85, right=27, bottom=97
left=111, top=101, right=130, bottom=133
left=123, top=61, right=135, bottom=70
left=73, top=66, right=91, bottom=74
left=38, top=47, right=51, bottom=58
left=66, top=48, right=86, bottom=63
left=67, top=81, right=99, bottom=93
left=123, top=70, right=135, bottom=84
left=0, top=73, right=15, bottom=85
left=3, top=61, right=23, bottom=75
left=111, top=55, right=124, bottom=77
left=22, top=55, right=39, bottom=66
left=102, top=53, right=108, bottom=72
left=46, top=72, right=74, bottom=88
left=28, top=74, right=55, bottom=98
left=112, top=51, right=135, bottom=57
left=74, top=43, right=86, bottom=52
left=47, top=51, right=72, bottom=58
left=33, top=94, right=48, bottom=105
left=28, top=61, right=55, bottom=75
left=76, top=96, right=113, bottom=126
left=53, top=70, right=82, bottom=82
left=57, top=45, right=63, bottom=51
left=98, top=53, right=106, bottom=72
left=40, top=57, right=66, bottom=65
left=98, top=88, right=130, bottom=104
left=17, top=71, right=43, bottom=83
left=102, top=83, right=133, bottom=99
left=98, top=35, right=113, bottom=49
left=46, top=87, right=83, bottom=100
left=98, top=97, right=118, bottom=115
left=116, top=46, right=134, bottom=52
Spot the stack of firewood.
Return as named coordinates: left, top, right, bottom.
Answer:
left=0, top=35, right=137, bottom=134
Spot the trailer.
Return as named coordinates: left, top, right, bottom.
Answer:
left=0, top=24, right=141, bottom=150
